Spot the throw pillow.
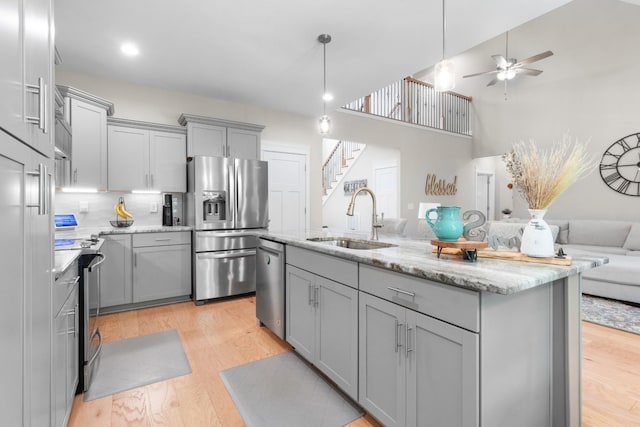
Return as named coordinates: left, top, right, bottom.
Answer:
left=623, top=223, right=640, bottom=250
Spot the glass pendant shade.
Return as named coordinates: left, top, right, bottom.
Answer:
left=434, top=59, right=455, bottom=91
left=318, top=114, right=331, bottom=135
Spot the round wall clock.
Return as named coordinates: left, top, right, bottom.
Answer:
left=600, top=133, right=640, bottom=196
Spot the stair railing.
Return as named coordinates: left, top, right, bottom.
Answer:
left=321, top=140, right=363, bottom=196
left=342, top=76, right=472, bottom=136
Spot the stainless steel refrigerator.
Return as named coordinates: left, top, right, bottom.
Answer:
left=186, top=156, right=268, bottom=303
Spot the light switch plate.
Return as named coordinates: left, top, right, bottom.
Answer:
left=150, top=202, right=158, bottom=213
left=79, top=201, right=89, bottom=213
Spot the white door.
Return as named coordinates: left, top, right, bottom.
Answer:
left=373, top=164, right=399, bottom=219
left=475, top=172, right=495, bottom=221
left=262, top=148, right=307, bottom=233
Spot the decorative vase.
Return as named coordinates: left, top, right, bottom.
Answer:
left=425, top=206, right=464, bottom=242
left=520, top=209, right=555, bottom=257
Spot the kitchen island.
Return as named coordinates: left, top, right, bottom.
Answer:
left=261, top=230, right=607, bottom=427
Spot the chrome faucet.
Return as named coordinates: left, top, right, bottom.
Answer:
left=346, top=187, right=384, bottom=240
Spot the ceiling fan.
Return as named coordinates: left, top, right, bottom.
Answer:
left=463, top=32, right=553, bottom=87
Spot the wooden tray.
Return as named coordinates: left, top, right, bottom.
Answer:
left=431, top=246, right=572, bottom=266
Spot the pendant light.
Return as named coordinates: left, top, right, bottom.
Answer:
left=318, top=33, right=332, bottom=135
left=434, top=0, right=455, bottom=92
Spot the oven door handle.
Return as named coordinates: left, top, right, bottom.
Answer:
left=87, top=329, right=103, bottom=367
left=198, top=249, right=256, bottom=259
left=88, top=253, right=105, bottom=272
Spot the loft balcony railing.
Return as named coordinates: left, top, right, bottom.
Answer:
left=342, top=76, right=472, bottom=136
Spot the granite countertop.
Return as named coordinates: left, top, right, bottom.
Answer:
left=55, top=225, right=193, bottom=239
left=261, top=230, right=608, bottom=296
left=54, top=249, right=82, bottom=278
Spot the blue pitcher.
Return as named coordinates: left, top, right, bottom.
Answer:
left=425, top=206, right=463, bottom=242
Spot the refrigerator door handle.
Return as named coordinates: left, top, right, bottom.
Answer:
left=197, top=249, right=256, bottom=259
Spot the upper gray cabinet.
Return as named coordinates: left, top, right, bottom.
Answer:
left=0, top=0, right=54, bottom=158
left=57, top=86, right=114, bottom=190
left=178, top=113, right=264, bottom=159
left=107, top=118, right=187, bottom=193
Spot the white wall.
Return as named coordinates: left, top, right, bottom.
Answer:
left=57, top=71, right=476, bottom=235
left=57, top=69, right=326, bottom=229
left=322, top=144, right=401, bottom=233
left=443, top=0, right=640, bottom=222
left=330, top=111, right=475, bottom=237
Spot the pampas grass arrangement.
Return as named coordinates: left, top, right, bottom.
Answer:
left=503, top=135, right=596, bottom=209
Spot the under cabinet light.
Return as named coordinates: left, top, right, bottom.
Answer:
left=131, top=190, right=161, bottom=194
left=61, top=187, right=98, bottom=193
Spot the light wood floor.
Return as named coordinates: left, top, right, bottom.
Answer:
left=68, top=295, right=640, bottom=426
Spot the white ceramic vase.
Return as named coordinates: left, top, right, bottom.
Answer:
left=520, top=209, right=555, bottom=257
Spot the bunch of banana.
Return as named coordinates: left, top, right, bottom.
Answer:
left=114, top=197, right=133, bottom=219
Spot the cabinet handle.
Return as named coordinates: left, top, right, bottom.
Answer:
left=145, top=174, right=149, bottom=188
left=26, top=164, right=48, bottom=215
left=395, top=320, right=403, bottom=353
left=406, top=326, right=413, bottom=358
left=150, top=174, right=154, bottom=188
left=25, top=77, right=47, bottom=133
left=387, top=286, right=415, bottom=298
left=73, top=168, right=78, bottom=183
left=314, top=286, right=319, bottom=307
left=134, top=253, right=137, bottom=267
left=308, top=284, right=313, bottom=306
left=154, top=238, right=172, bottom=241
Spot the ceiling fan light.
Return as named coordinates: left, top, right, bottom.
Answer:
left=318, top=114, right=331, bottom=135
left=497, top=70, right=507, bottom=81
left=505, top=69, right=516, bottom=80
left=434, top=59, right=455, bottom=92
left=322, top=92, right=333, bottom=102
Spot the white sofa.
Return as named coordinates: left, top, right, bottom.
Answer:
left=487, top=219, right=640, bottom=304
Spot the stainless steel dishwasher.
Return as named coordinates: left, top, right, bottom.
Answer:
left=256, top=238, right=285, bottom=339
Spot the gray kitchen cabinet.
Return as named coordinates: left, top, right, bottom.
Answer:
left=179, top=113, right=264, bottom=159
left=107, top=118, right=186, bottom=192
left=132, top=232, right=192, bottom=303
left=359, top=266, right=479, bottom=427
left=100, top=231, right=191, bottom=308
left=99, top=234, right=133, bottom=307
left=58, top=86, right=114, bottom=190
left=0, top=0, right=54, bottom=158
left=286, top=249, right=359, bottom=401
left=52, top=261, right=79, bottom=427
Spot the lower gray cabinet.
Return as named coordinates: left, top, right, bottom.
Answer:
left=286, top=264, right=358, bottom=400
left=99, top=231, right=192, bottom=308
left=359, top=292, right=479, bottom=427
left=133, top=244, right=191, bottom=302
left=99, top=234, right=133, bottom=307
left=52, top=262, right=79, bottom=427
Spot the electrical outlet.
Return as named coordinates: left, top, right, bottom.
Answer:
left=150, top=202, right=158, bottom=213
left=79, top=201, right=89, bottom=213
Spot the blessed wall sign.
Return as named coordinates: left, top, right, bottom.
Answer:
left=425, top=174, right=458, bottom=196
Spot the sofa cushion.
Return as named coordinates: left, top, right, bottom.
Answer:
left=627, top=250, right=640, bottom=257
left=561, top=244, right=628, bottom=256
left=581, top=255, right=640, bottom=287
left=546, top=220, right=569, bottom=244
left=568, top=220, right=631, bottom=247
left=623, top=223, right=640, bottom=250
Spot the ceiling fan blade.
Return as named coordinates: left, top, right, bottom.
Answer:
left=515, top=68, right=543, bottom=76
left=463, top=70, right=499, bottom=79
left=491, top=55, right=508, bottom=68
left=486, top=78, right=499, bottom=87
left=513, top=50, right=553, bottom=67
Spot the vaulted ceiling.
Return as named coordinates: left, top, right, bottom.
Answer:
left=54, top=0, right=572, bottom=118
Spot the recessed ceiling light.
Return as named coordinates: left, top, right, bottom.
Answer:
left=121, top=43, right=139, bottom=56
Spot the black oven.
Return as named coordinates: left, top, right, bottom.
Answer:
left=78, top=252, right=105, bottom=392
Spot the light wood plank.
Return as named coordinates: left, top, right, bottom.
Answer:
left=68, top=296, right=639, bottom=426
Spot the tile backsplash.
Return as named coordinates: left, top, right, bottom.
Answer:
left=55, top=191, right=184, bottom=228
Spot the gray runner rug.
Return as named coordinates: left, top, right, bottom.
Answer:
left=220, top=351, right=364, bottom=427
left=582, top=294, right=640, bottom=335
left=84, top=329, right=191, bottom=401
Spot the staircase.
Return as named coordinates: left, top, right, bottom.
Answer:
left=322, top=140, right=366, bottom=203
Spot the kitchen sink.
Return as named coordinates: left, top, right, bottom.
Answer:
left=306, top=237, right=397, bottom=250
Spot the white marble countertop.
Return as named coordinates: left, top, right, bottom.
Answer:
left=55, top=225, right=193, bottom=239
left=261, top=230, right=608, bottom=295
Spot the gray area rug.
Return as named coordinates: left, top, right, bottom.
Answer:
left=582, top=294, right=640, bottom=335
left=220, top=351, right=364, bottom=427
left=84, top=329, right=191, bottom=401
